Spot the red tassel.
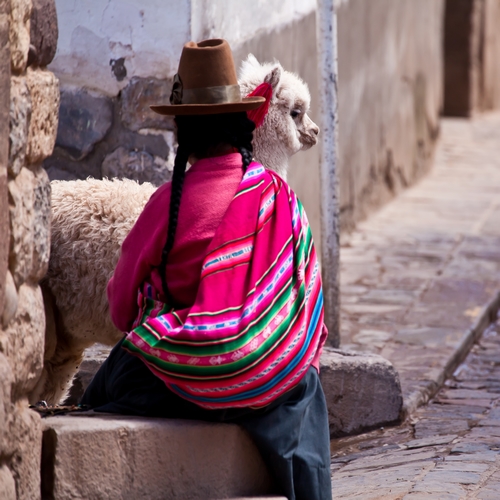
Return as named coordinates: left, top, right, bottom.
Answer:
left=246, top=83, right=272, bottom=128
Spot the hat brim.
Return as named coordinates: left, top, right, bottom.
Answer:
left=150, top=96, right=266, bottom=116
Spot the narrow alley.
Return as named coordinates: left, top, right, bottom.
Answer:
left=331, top=113, right=500, bottom=499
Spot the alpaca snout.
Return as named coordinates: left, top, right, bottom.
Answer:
left=310, top=124, right=319, bottom=137
left=299, top=115, right=320, bottom=149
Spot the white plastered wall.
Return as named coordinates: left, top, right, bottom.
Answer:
left=49, top=0, right=317, bottom=96
left=49, top=0, right=191, bottom=95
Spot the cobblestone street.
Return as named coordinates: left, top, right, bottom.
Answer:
left=330, top=312, right=500, bottom=499
left=340, top=114, right=500, bottom=414
left=331, top=114, right=500, bottom=498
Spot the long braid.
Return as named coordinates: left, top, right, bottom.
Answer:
left=158, top=145, right=188, bottom=304
left=158, top=112, right=256, bottom=303
left=237, top=146, right=253, bottom=172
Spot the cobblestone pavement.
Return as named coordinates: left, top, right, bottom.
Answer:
left=330, top=313, right=500, bottom=499
left=339, top=113, right=500, bottom=414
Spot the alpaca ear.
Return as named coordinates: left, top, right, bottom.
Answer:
left=240, top=54, right=260, bottom=77
left=264, top=64, right=282, bottom=92
left=245, top=54, right=259, bottom=67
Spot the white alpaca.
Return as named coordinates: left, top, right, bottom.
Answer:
left=31, top=56, right=319, bottom=404
left=240, top=55, right=319, bottom=179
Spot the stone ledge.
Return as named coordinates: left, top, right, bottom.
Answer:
left=68, top=345, right=403, bottom=438
left=42, top=413, right=273, bottom=500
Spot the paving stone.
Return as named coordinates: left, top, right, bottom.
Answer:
left=340, top=449, right=438, bottom=472
left=476, top=492, right=500, bottom=500
left=478, top=419, right=500, bottom=427
left=450, top=441, right=494, bottom=454
left=404, top=493, right=460, bottom=500
left=393, top=327, right=460, bottom=347
left=423, top=469, right=481, bottom=484
left=413, top=418, right=470, bottom=439
left=434, top=398, right=493, bottom=408
left=402, top=435, right=458, bottom=450
left=435, top=462, right=489, bottom=473
left=446, top=451, right=498, bottom=463
left=470, top=426, right=500, bottom=438
left=439, top=388, right=500, bottom=400
left=410, top=480, right=467, bottom=495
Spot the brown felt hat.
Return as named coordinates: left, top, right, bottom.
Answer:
left=150, top=39, right=265, bottom=116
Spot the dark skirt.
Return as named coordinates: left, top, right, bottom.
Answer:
left=82, top=339, right=332, bottom=500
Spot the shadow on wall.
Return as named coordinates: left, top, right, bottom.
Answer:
left=444, top=0, right=500, bottom=116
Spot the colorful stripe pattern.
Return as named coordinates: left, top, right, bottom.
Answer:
left=122, top=163, right=325, bottom=409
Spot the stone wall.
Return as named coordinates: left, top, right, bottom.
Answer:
left=44, top=0, right=445, bottom=243
left=0, top=0, right=59, bottom=498
left=335, top=0, right=444, bottom=230
left=237, top=0, right=444, bottom=235
left=444, top=0, right=500, bottom=116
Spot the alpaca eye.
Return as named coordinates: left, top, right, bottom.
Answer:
left=290, top=109, right=300, bottom=119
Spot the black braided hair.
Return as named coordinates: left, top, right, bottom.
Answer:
left=158, top=112, right=256, bottom=304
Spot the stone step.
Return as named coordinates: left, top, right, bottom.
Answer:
left=42, top=350, right=402, bottom=498
left=69, top=345, right=403, bottom=437
left=42, top=413, right=274, bottom=500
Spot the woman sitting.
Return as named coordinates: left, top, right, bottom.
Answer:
left=82, top=38, right=331, bottom=500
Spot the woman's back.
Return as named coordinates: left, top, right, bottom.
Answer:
left=108, top=153, right=244, bottom=331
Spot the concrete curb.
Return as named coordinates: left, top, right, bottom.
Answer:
left=402, top=289, right=500, bottom=418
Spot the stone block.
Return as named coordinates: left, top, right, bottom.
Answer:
left=102, top=146, right=172, bottom=186
left=0, top=9, right=9, bottom=317
left=26, top=68, right=60, bottom=163
left=30, top=166, right=50, bottom=281
left=0, top=353, right=14, bottom=456
left=8, top=167, right=34, bottom=287
left=320, top=348, right=403, bottom=436
left=0, top=169, right=8, bottom=316
left=1, top=270, right=18, bottom=328
left=0, top=465, right=16, bottom=500
left=55, top=87, right=113, bottom=160
left=9, top=0, right=31, bottom=73
left=28, top=0, right=58, bottom=68
left=42, top=414, right=273, bottom=500
left=120, top=76, right=175, bottom=132
left=9, top=403, right=42, bottom=500
left=1, top=284, right=45, bottom=399
left=8, top=75, right=31, bottom=177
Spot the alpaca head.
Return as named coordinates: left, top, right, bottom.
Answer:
left=239, top=54, right=319, bottom=179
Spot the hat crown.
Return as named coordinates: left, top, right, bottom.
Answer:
left=150, top=38, right=266, bottom=115
left=178, top=39, right=238, bottom=90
